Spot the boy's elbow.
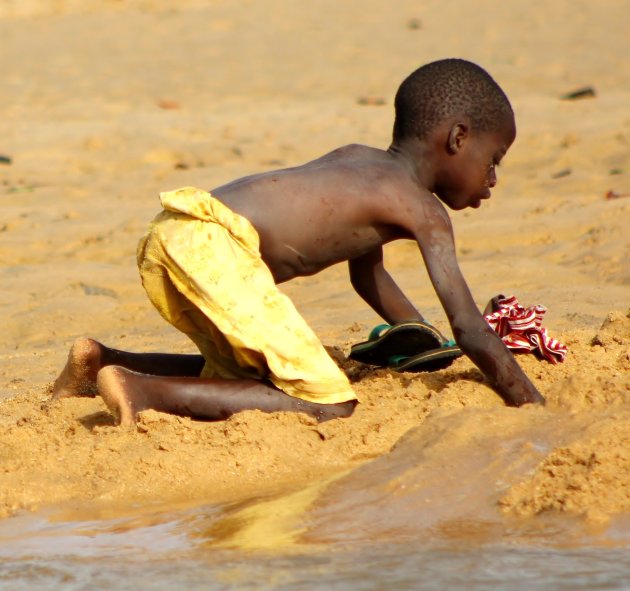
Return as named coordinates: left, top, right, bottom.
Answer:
left=348, top=261, right=363, bottom=290
left=349, top=271, right=365, bottom=298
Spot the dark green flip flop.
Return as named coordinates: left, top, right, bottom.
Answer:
left=388, top=344, right=463, bottom=373
left=349, top=321, right=454, bottom=367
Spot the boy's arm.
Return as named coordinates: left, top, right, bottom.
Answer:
left=348, top=247, right=423, bottom=325
left=414, top=210, right=545, bottom=407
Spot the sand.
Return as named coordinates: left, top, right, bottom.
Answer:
left=0, top=0, right=629, bottom=536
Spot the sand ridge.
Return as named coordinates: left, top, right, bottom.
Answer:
left=0, top=313, right=628, bottom=523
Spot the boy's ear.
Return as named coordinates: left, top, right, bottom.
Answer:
left=446, top=123, right=469, bottom=154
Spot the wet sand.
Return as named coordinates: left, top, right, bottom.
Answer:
left=1, top=0, right=629, bottom=549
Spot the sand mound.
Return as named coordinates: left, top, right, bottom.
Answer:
left=1, top=315, right=628, bottom=528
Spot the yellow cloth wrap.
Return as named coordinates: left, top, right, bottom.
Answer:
left=136, top=187, right=357, bottom=405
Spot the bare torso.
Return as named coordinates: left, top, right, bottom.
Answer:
left=211, top=142, right=545, bottom=409
left=212, top=144, right=436, bottom=283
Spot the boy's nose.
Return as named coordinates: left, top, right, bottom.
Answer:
left=488, top=168, right=497, bottom=188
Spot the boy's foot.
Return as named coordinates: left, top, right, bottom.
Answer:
left=52, top=338, right=103, bottom=399
left=97, top=366, right=148, bottom=426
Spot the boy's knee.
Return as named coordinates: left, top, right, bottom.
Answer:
left=339, top=398, right=358, bottom=417
left=317, top=399, right=358, bottom=422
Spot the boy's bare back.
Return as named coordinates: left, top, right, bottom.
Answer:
left=213, top=144, right=431, bottom=283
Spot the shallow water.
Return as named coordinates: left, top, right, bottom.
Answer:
left=2, top=505, right=630, bottom=591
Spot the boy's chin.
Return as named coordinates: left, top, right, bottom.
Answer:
left=441, top=198, right=470, bottom=211
left=445, top=193, right=484, bottom=210
left=434, top=191, right=461, bottom=210
left=434, top=189, right=475, bottom=211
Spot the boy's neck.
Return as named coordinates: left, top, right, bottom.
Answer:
left=386, top=137, right=438, bottom=194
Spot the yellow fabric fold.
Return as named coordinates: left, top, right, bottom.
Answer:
left=137, top=187, right=357, bottom=405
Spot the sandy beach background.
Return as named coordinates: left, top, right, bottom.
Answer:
left=0, top=0, right=629, bottom=552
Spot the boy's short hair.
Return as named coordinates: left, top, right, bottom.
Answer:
left=393, top=58, right=513, bottom=142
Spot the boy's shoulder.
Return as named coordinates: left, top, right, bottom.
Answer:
left=308, top=144, right=424, bottom=192
left=310, top=144, right=449, bottom=232
left=311, top=143, right=392, bottom=165
left=313, top=142, right=440, bottom=199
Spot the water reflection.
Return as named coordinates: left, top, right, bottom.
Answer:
left=2, top=529, right=630, bottom=591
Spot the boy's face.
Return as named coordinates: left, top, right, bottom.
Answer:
left=434, top=116, right=516, bottom=211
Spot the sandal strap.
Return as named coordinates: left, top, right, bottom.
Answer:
left=368, top=323, right=392, bottom=341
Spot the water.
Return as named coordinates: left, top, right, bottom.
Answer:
left=2, top=529, right=630, bottom=591
left=2, top=493, right=630, bottom=591
left=4, top=549, right=630, bottom=591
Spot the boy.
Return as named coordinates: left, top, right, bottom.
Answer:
left=53, top=58, right=545, bottom=425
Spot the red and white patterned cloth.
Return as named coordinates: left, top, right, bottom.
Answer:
left=483, top=294, right=568, bottom=364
